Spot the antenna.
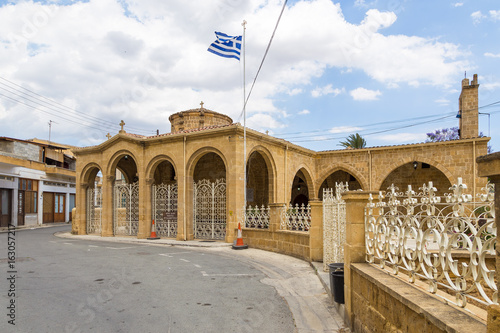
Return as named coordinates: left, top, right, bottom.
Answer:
left=48, top=120, right=57, bottom=142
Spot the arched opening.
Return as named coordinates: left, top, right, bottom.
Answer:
left=380, top=161, right=452, bottom=197
left=192, top=152, right=227, bottom=240
left=112, top=154, right=139, bottom=236
left=246, top=151, right=269, bottom=207
left=152, top=160, right=177, bottom=238
left=318, top=170, right=362, bottom=200
left=291, top=170, right=310, bottom=206
left=84, top=166, right=102, bottom=235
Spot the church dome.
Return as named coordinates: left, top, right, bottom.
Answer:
left=168, top=102, right=233, bottom=133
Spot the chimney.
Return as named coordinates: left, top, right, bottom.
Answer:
left=458, top=74, right=479, bottom=139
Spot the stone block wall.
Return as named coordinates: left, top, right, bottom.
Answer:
left=241, top=228, right=311, bottom=260
left=350, top=264, right=486, bottom=333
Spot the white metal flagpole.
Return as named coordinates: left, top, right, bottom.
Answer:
left=242, top=20, right=247, bottom=214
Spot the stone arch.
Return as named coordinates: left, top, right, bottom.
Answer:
left=106, top=150, right=139, bottom=184
left=290, top=166, right=315, bottom=205
left=187, top=147, right=228, bottom=181
left=80, top=162, right=104, bottom=235
left=316, top=165, right=367, bottom=199
left=246, top=145, right=277, bottom=205
left=81, top=162, right=104, bottom=186
left=378, top=158, right=454, bottom=196
left=146, top=155, right=178, bottom=184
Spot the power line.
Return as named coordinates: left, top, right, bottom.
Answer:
left=0, top=76, right=156, bottom=135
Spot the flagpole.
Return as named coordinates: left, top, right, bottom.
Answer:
left=242, top=20, right=247, bottom=217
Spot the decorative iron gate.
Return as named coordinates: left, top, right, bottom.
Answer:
left=193, top=179, right=226, bottom=240
left=322, top=182, right=348, bottom=271
left=86, top=187, right=102, bottom=234
left=113, top=182, right=139, bottom=236
left=153, top=183, right=178, bottom=238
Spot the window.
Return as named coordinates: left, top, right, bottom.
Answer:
left=19, top=178, right=38, bottom=214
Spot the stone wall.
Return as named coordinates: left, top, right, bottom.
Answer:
left=351, top=264, right=486, bottom=333
left=241, top=229, right=311, bottom=260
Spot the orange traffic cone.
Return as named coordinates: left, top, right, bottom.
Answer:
left=147, top=219, right=160, bottom=240
left=232, top=222, right=248, bottom=250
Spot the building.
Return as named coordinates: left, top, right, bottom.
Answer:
left=0, top=137, right=76, bottom=227
left=72, top=75, right=489, bottom=246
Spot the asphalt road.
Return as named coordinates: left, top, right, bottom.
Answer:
left=0, top=225, right=295, bottom=333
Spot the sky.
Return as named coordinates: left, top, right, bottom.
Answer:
left=0, top=0, right=499, bottom=152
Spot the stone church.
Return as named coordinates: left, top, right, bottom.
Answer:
left=72, top=74, right=489, bottom=246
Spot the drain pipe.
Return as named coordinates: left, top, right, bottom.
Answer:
left=183, top=135, right=187, bottom=241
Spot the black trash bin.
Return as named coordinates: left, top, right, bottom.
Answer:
left=331, top=271, right=345, bottom=304
left=328, top=263, right=344, bottom=304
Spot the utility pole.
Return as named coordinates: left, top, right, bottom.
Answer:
left=48, top=120, right=57, bottom=142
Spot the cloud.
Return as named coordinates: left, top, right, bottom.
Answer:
left=471, top=11, right=485, bottom=24
left=485, top=52, right=500, bottom=58
left=311, top=84, right=344, bottom=98
left=490, top=10, right=500, bottom=21
left=481, top=82, right=500, bottom=90
left=350, top=87, right=382, bottom=101
left=298, top=109, right=310, bottom=115
left=329, top=126, right=363, bottom=134
left=0, top=0, right=473, bottom=146
left=435, top=98, right=450, bottom=105
left=453, top=3, right=464, bottom=7
left=376, top=133, right=427, bottom=143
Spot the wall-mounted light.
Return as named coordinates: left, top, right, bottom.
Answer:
left=413, top=161, right=418, bottom=170
left=297, top=186, right=301, bottom=191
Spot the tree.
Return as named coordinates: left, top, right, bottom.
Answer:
left=339, top=133, right=366, bottom=149
left=426, top=127, right=493, bottom=153
left=425, top=127, right=459, bottom=142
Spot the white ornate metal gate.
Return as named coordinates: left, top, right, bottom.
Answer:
left=193, top=179, right=226, bottom=240
left=322, top=182, right=348, bottom=271
left=153, top=183, right=178, bottom=238
left=113, top=182, right=139, bottom=236
left=86, top=187, right=102, bottom=234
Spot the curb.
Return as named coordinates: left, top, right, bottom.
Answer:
left=54, top=231, right=233, bottom=248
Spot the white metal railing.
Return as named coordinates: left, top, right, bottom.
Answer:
left=244, top=205, right=270, bottom=228
left=280, top=203, right=311, bottom=231
left=365, top=178, right=497, bottom=309
left=323, top=182, right=348, bottom=271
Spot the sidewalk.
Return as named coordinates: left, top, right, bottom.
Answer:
left=56, top=231, right=349, bottom=333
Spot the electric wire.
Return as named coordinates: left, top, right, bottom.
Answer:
left=0, top=76, right=156, bottom=135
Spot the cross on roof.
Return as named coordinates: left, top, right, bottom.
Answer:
left=119, top=120, right=125, bottom=132
left=200, top=101, right=204, bottom=109
left=106, top=133, right=112, bottom=140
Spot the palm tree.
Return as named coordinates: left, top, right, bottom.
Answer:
left=338, top=133, right=366, bottom=149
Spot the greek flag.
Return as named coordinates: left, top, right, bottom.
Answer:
left=207, top=31, right=242, bottom=60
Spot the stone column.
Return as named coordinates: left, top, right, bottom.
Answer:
left=476, top=152, right=500, bottom=333
left=137, top=177, right=154, bottom=239
left=343, top=191, right=378, bottom=329
left=309, top=200, right=323, bottom=262
left=101, top=175, right=114, bottom=237
left=269, top=203, right=284, bottom=233
left=75, top=182, right=88, bottom=235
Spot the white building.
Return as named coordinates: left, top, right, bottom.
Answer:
left=0, top=137, right=76, bottom=227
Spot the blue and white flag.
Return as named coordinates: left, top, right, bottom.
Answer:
left=207, top=31, right=242, bottom=60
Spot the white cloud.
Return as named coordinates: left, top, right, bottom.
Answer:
left=471, top=10, right=485, bottom=24
left=311, top=84, right=344, bottom=98
left=435, top=98, right=450, bottom=105
left=298, top=109, right=310, bottom=115
left=376, top=133, right=427, bottom=143
left=453, top=3, right=464, bottom=7
left=329, top=126, right=363, bottom=134
left=490, top=10, right=500, bottom=21
left=485, top=52, right=500, bottom=58
left=350, top=87, right=382, bottom=101
left=247, top=113, right=286, bottom=130
left=482, top=82, right=500, bottom=90
left=0, top=0, right=473, bottom=145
